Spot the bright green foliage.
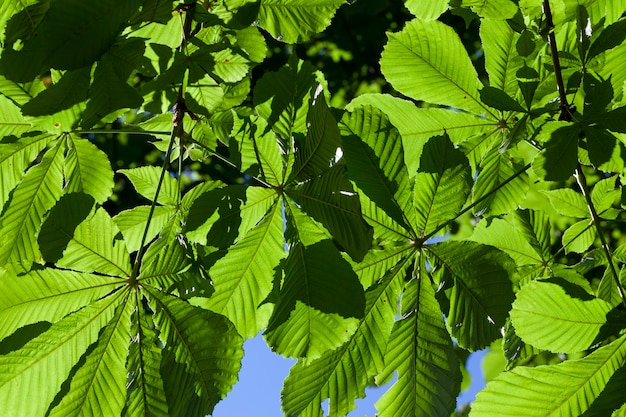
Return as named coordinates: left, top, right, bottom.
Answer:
left=0, top=1, right=626, bottom=417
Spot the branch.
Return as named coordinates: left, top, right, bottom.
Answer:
left=542, top=0, right=572, bottom=122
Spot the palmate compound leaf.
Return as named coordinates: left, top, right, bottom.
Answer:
left=375, top=267, right=462, bottom=417
left=281, top=257, right=409, bottom=417
left=0, top=136, right=64, bottom=265
left=148, top=289, right=244, bottom=417
left=347, top=94, right=495, bottom=175
left=195, top=199, right=284, bottom=339
left=380, top=18, right=494, bottom=117
left=0, top=290, right=125, bottom=416
left=265, top=198, right=366, bottom=359
left=47, top=296, right=133, bottom=417
left=257, top=0, right=345, bottom=43
left=428, top=240, right=515, bottom=350
left=340, top=105, right=415, bottom=234
left=0, top=268, right=124, bottom=342
left=470, top=334, right=626, bottom=417
left=510, top=280, right=614, bottom=353
left=413, top=134, right=472, bottom=238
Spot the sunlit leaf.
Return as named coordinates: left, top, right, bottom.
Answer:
left=257, top=0, right=344, bottom=43
left=0, top=138, right=64, bottom=265
left=471, top=335, right=626, bottom=417
left=199, top=201, right=284, bottom=338
left=149, top=290, right=244, bottom=416
left=429, top=240, right=515, bottom=350
left=414, top=134, right=471, bottom=237
left=511, top=280, right=614, bottom=353
left=381, top=19, right=491, bottom=116
left=281, top=259, right=406, bottom=417
left=375, top=271, right=462, bottom=417
left=0, top=293, right=124, bottom=416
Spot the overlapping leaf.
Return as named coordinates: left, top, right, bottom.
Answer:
left=281, top=259, right=407, bottom=417
left=375, top=272, right=462, bottom=417
left=511, top=280, right=614, bottom=353
left=471, top=335, right=626, bottom=417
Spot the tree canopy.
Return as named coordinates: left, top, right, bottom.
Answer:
left=1, top=0, right=626, bottom=416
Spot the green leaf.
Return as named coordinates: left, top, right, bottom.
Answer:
left=429, top=240, right=515, bottom=350
left=479, top=86, right=526, bottom=112
left=185, top=73, right=225, bottom=117
left=562, top=219, right=595, bottom=254
left=540, top=188, right=589, bottom=218
left=119, top=166, right=179, bottom=206
left=470, top=216, right=547, bottom=269
left=0, top=133, right=53, bottom=210
left=413, top=134, right=471, bottom=237
left=113, top=205, right=177, bottom=253
left=149, top=291, right=244, bottom=416
left=0, top=0, right=141, bottom=82
left=0, top=94, right=33, bottom=137
left=532, top=123, right=579, bottom=181
left=462, top=0, right=518, bottom=19
left=0, top=0, right=44, bottom=45
left=375, top=273, right=462, bottom=417
left=265, top=200, right=365, bottom=359
left=511, top=280, right=613, bottom=353
left=48, top=297, right=132, bottom=417
left=82, top=50, right=144, bottom=127
left=288, top=164, right=373, bottom=262
left=587, top=18, right=626, bottom=61
left=200, top=201, right=284, bottom=338
left=381, top=19, right=491, bottom=116
left=290, top=84, right=340, bottom=182
left=340, top=105, right=415, bottom=234
left=347, top=94, right=494, bottom=174
left=0, top=138, right=64, bottom=265
left=471, top=335, right=626, bottom=417
left=253, top=58, right=318, bottom=147
left=124, top=298, right=170, bottom=417
left=40, top=194, right=132, bottom=276
left=64, top=135, right=115, bottom=203
left=405, top=0, right=448, bottom=20
left=472, top=148, right=529, bottom=216
left=481, top=18, right=524, bottom=96
left=584, top=127, right=624, bottom=173
left=257, top=0, right=344, bottom=43
left=0, top=292, right=123, bottom=416
left=185, top=186, right=276, bottom=248
left=19, top=67, right=91, bottom=117
left=281, top=258, right=406, bottom=417
left=0, top=268, right=123, bottom=341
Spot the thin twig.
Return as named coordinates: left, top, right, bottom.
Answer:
left=574, top=165, right=626, bottom=307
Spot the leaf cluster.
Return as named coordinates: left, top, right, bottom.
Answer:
left=1, top=1, right=626, bottom=417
